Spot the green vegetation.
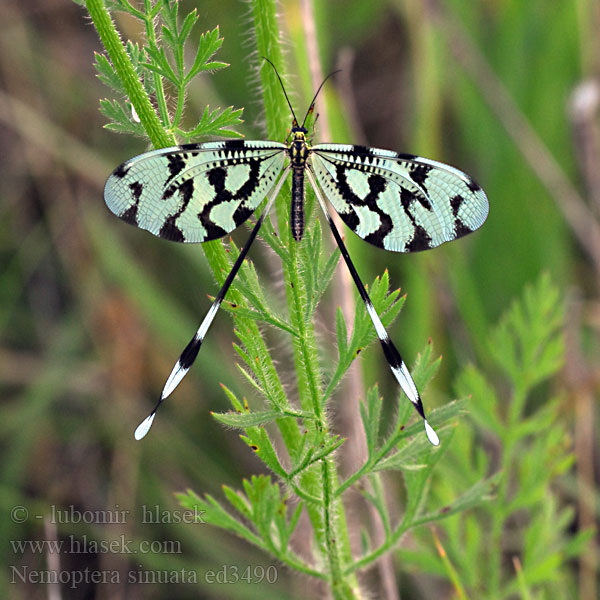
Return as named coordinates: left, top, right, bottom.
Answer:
left=1, top=0, right=596, bottom=598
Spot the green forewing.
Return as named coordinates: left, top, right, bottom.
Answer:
left=104, top=141, right=286, bottom=243
left=310, top=144, right=489, bottom=252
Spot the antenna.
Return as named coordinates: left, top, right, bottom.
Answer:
left=262, top=57, right=340, bottom=130
left=300, top=68, right=341, bottom=129
left=262, top=57, right=299, bottom=126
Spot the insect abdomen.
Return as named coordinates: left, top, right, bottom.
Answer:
left=291, top=169, right=304, bottom=241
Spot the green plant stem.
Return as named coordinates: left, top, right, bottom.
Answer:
left=288, top=249, right=324, bottom=421
left=322, top=460, right=344, bottom=586
left=348, top=522, right=410, bottom=574
left=142, top=0, right=172, bottom=129
left=336, top=413, right=406, bottom=497
left=84, top=0, right=175, bottom=148
left=252, top=1, right=359, bottom=596
left=172, top=83, right=186, bottom=131
left=269, top=548, right=327, bottom=579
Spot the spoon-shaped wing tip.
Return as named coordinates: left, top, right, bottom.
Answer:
left=134, top=413, right=156, bottom=441
left=424, top=420, right=440, bottom=446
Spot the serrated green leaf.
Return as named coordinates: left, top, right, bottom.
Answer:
left=233, top=361, right=267, bottom=397
left=240, top=428, right=288, bottom=479
left=178, top=10, right=198, bottom=45
left=349, top=273, right=405, bottom=354
left=395, top=398, right=468, bottom=442
left=94, top=52, right=123, bottom=93
left=182, top=105, right=244, bottom=139
left=160, top=24, right=178, bottom=55
left=222, top=484, right=252, bottom=519
left=219, top=383, right=244, bottom=411
left=400, top=433, right=450, bottom=527
left=187, top=27, right=225, bottom=81
left=455, top=363, right=501, bottom=434
left=220, top=301, right=297, bottom=337
left=360, top=473, right=392, bottom=536
left=412, top=472, right=501, bottom=527
left=280, top=502, right=303, bottom=552
left=231, top=341, right=252, bottom=369
left=335, top=306, right=348, bottom=360
left=312, top=435, right=345, bottom=461
left=360, top=385, right=383, bottom=455
left=369, top=269, right=390, bottom=306
left=488, top=273, right=564, bottom=391
left=373, top=437, right=434, bottom=471
left=158, top=0, right=179, bottom=36
left=177, top=489, right=262, bottom=547
left=142, top=50, right=178, bottom=85
left=99, top=98, right=146, bottom=136
left=212, top=409, right=283, bottom=428
left=257, top=220, right=289, bottom=263
left=234, top=247, right=272, bottom=309
left=313, top=246, right=340, bottom=306
left=324, top=274, right=406, bottom=402
left=411, top=341, right=441, bottom=389
left=238, top=474, right=293, bottom=552
left=203, top=61, right=229, bottom=71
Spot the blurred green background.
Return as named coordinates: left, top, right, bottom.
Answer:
left=1, top=0, right=598, bottom=598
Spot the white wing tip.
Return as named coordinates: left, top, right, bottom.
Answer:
left=162, top=364, right=185, bottom=399
left=134, top=414, right=156, bottom=440
left=424, top=420, right=440, bottom=446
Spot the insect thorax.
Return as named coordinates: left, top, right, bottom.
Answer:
left=288, top=128, right=310, bottom=168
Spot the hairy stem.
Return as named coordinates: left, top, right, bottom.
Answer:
left=84, top=0, right=175, bottom=148
left=252, top=1, right=359, bottom=596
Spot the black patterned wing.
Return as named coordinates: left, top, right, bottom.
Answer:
left=104, top=141, right=286, bottom=243
left=311, top=144, right=489, bottom=252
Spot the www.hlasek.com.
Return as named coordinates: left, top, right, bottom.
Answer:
left=11, top=536, right=181, bottom=555
left=11, top=565, right=279, bottom=588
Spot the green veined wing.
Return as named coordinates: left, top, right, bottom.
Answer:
left=310, top=144, right=489, bottom=252
left=104, top=140, right=286, bottom=243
